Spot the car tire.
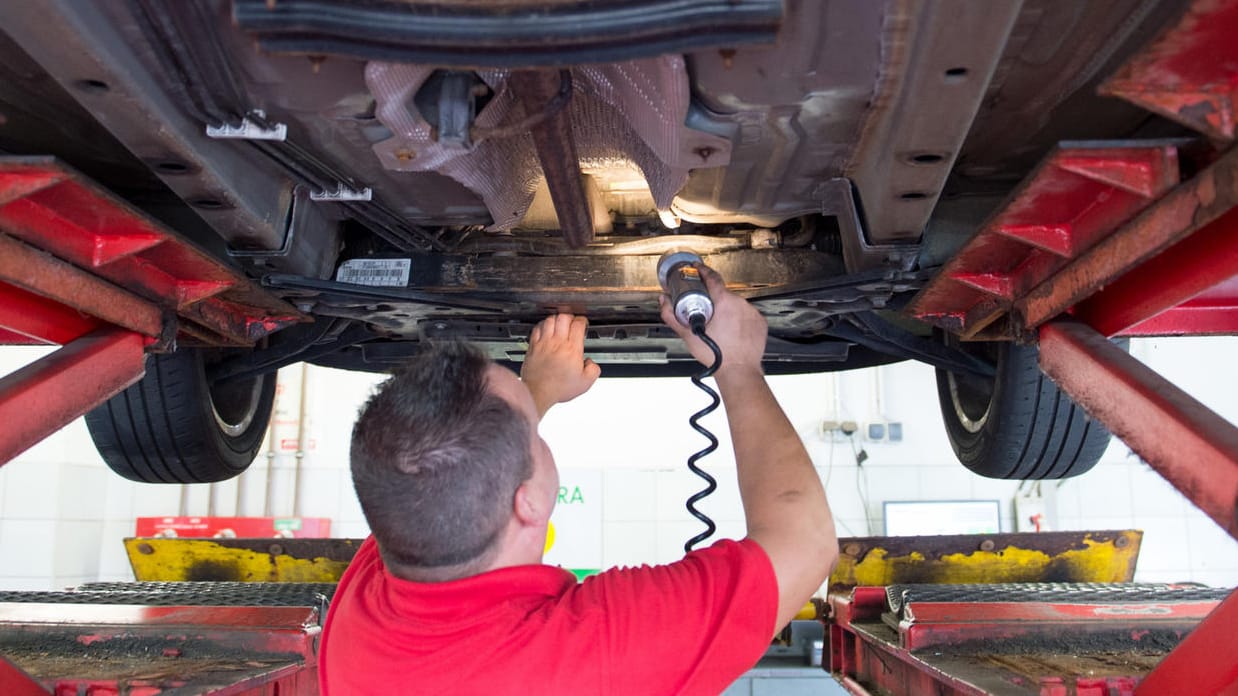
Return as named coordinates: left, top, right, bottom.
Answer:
left=85, top=348, right=276, bottom=483
left=935, top=337, right=1116, bottom=480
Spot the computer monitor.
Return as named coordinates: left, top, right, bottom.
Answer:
left=882, top=499, right=1002, bottom=536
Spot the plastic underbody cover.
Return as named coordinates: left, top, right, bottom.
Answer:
left=365, top=55, right=733, bottom=231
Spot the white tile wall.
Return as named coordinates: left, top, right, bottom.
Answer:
left=1187, top=517, right=1238, bottom=574
left=337, top=470, right=366, bottom=525
left=602, top=521, right=659, bottom=568
left=1134, top=518, right=1192, bottom=574
left=0, top=519, right=57, bottom=579
left=0, top=337, right=1235, bottom=589
left=97, top=519, right=135, bottom=580
left=296, top=468, right=343, bottom=519
left=602, top=469, right=658, bottom=522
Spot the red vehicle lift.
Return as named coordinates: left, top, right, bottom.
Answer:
left=0, top=158, right=303, bottom=463
left=860, top=1, right=1238, bottom=693
left=0, top=0, right=1236, bottom=694
left=0, top=162, right=310, bottom=693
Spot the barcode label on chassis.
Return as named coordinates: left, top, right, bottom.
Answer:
left=335, top=258, right=411, bottom=287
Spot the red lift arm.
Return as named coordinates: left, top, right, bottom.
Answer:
left=0, top=159, right=305, bottom=465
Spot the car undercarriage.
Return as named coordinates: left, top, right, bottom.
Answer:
left=0, top=0, right=1204, bottom=482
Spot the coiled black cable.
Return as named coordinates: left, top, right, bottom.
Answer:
left=684, top=319, right=723, bottom=553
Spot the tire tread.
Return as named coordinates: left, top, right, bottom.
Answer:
left=936, top=340, right=1117, bottom=480
left=86, top=350, right=274, bottom=484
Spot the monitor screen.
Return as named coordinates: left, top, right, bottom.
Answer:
left=882, top=499, right=1002, bottom=536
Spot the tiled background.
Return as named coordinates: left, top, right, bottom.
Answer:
left=1, top=336, right=1235, bottom=590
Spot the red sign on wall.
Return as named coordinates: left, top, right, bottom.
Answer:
left=135, top=516, right=332, bottom=538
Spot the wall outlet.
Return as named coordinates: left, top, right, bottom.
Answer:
left=820, top=420, right=859, bottom=442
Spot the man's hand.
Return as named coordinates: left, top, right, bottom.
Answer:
left=521, top=314, right=602, bottom=419
left=659, top=264, right=768, bottom=379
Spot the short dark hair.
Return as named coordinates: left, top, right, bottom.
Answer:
left=350, top=342, right=532, bottom=578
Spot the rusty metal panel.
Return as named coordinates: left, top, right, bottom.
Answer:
left=826, top=582, right=1228, bottom=696
left=0, top=158, right=304, bottom=347
left=0, top=600, right=320, bottom=695
left=1076, top=208, right=1238, bottom=336
left=1018, top=145, right=1238, bottom=332
left=509, top=70, right=594, bottom=248
left=830, top=531, right=1143, bottom=589
left=898, top=597, right=1221, bottom=652
left=1038, top=320, right=1238, bottom=541
left=1100, top=0, right=1238, bottom=141
left=125, top=537, right=363, bottom=583
left=0, top=233, right=164, bottom=340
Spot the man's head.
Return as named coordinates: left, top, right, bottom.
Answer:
left=350, top=341, right=556, bottom=581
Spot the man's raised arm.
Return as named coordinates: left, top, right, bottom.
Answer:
left=661, top=266, right=839, bottom=630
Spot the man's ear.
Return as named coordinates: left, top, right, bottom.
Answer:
left=512, top=481, right=548, bottom=526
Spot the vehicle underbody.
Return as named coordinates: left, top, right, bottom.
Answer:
left=0, top=0, right=1202, bottom=481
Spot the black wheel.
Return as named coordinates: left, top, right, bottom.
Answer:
left=935, top=337, right=1116, bottom=480
left=85, top=348, right=276, bottom=483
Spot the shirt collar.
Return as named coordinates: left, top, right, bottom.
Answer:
left=379, top=562, right=577, bottom=624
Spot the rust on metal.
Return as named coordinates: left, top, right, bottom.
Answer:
left=0, top=158, right=306, bottom=347
left=1074, top=206, right=1238, bottom=336
left=0, top=602, right=320, bottom=694
left=1099, top=0, right=1238, bottom=141
left=0, top=234, right=164, bottom=339
left=125, top=537, right=363, bottom=582
left=1038, top=320, right=1238, bottom=540
left=0, top=329, right=147, bottom=465
left=1018, top=145, right=1238, bottom=331
left=829, top=531, right=1142, bottom=589
left=906, top=144, right=1178, bottom=339
left=509, top=70, right=595, bottom=248
left=825, top=583, right=1186, bottom=696
left=827, top=582, right=1224, bottom=695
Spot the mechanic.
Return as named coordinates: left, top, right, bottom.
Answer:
left=318, top=265, right=839, bottom=695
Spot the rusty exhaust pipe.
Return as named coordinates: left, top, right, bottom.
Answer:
left=509, top=69, right=594, bottom=248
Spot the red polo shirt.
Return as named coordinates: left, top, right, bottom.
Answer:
left=319, top=536, right=778, bottom=695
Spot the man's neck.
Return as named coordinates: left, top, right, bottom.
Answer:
left=385, top=525, right=545, bottom=583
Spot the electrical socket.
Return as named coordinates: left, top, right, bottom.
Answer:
left=820, top=420, right=859, bottom=442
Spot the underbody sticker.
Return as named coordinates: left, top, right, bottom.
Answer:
left=335, top=258, right=412, bottom=287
